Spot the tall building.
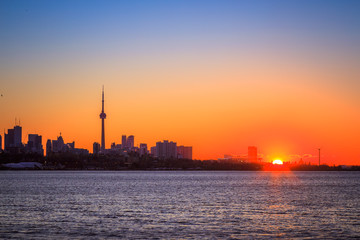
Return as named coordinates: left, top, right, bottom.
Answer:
left=4, top=129, right=14, bottom=150
left=52, top=135, right=65, bottom=153
left=177, top=146, right=193, bottom=160
left=150, top=146, right=156, bottom=156
left=14, top=126, right=22, bottom=147
left=26, top=134, right=43, bottom=155
left=121, top=135, right=127, bottom=149
left=4, top=125, right=23, bottom=152
left=0, top=134, right=2, bottom=151
left=248, top=146, right=257, bottom=162
left=99, top=86, right=107, bottom=152
left=156, top=140, right=177, bottom=159
left=127, top=135, right=134, bottom=149
left=139, top=143, right=148, bottom=156
left=93, top=142, right=100, bottom=155
left=46, top=139, right=52, bottom=156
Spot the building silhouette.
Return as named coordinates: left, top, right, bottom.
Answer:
left=4, top=125, right=23, bottom=152
left=122, top=135, right=126, bottom=149
left=150, top=146, right=156, bottom=156
left=93, top=142, right=100, bottom=155
left=248, top=146, right=258, bottom=162
left=99, top=86, right=107, bottom=152
left=110, top=142, right=122, bottom=151
left=47, top=134, right=88, bottom=155
left=139, top=143, right=148, bottom=156
left=0, top=134, right=2, bottom=151
left=26, top=134, right=43, bottom=155
left=127, top=135, right=134, bottom=149
left=121, top=135, right=135, bottom=151
left=177, top=146, right=193, bottom=160
left=155, top=140, right=177, bottom=159
left=46, top=139, right=52, bottom=156
left=51, top=134, right=66, bottom=153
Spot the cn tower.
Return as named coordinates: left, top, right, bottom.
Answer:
left=99, top=86, right=106, bottom=152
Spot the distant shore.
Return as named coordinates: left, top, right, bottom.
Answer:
left=1, top=152, right=359, bottom=171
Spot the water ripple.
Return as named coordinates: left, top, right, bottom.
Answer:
left=0, top=171, right=359, bottom=239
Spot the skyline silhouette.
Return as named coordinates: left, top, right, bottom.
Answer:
left=0, top=87, right=350, bottom=166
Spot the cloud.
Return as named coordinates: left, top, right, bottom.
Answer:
left=302, top=154, right=315, bottom=159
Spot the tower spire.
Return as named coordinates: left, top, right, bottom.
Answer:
left=102, top=85, right=104, bottom=112
left=100, top=86, right=107, bottom=152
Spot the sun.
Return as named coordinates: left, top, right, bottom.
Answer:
left=272, top=159, right=283, bottom=165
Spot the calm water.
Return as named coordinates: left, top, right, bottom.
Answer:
left=0, top=171, right=359, bottom=239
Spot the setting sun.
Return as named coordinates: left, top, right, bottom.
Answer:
left=272, top=159, right=283, bottom=165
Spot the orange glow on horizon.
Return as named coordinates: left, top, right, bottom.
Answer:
left=272, top=159, right=283, bottom=165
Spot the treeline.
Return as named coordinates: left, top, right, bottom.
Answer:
left=0, top=151, right=359, bottom=171
left=45, top=152, right=263, bottom=170
left=0, top=152, right=45, bottom=164
left=0, top=151, right=262, bottom=170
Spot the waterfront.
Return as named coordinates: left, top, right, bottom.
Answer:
left=0, top=171, right=359, bottom=239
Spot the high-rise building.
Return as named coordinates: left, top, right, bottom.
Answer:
left=4, top=125, right=23, bottom=152
left=0, top=134, right=2, bottom=151
left=177, top=146, right=193, bottom=160
left=4, top=129, right=14, bottom=150
left=46, top=139, right=52, bottom=156
left=127, top=135, right=134, bottom=149
left=26, top=134, right=43, bottom=155
left=93, top=142, right=100, bottom=155
left=99, top=86, right=107, bottom=152
left=14, top=126, right=22, bottom=147
left=139, top=143, right=148, bottom=156
left=248, top=146, right=257, bottom=162
left=177, top=146, right=184, bottom=158
left=52, top=135, right=65, bottom=153
left=150, top=146, right=156, bottom=156
left=121, top=135, right=127, bottom=149
left=156, top=140, right=177, bottom=159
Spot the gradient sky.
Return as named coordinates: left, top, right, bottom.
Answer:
left=1, top=0, right=360, bottom=164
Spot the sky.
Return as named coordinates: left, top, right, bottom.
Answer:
left=0, top=0, right=359, bottom=164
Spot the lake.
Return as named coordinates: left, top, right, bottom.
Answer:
left=0, top=171, right=359, bottom=239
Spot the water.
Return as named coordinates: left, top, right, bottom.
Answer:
left=0, top=171, right=359, bottom=239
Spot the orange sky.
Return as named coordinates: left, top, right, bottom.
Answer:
left=1, top=54, right=359, bottom=165
left=1, top=1, right=359, bottom=165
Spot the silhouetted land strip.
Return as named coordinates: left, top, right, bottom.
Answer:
left=0, top=152, right=359, bottom=171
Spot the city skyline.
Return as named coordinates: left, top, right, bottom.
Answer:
left=0, top=93, right=342, bottom=165
left=1, top=1, right=360, bottom=165
left=0, top=90, right=196, bottom=161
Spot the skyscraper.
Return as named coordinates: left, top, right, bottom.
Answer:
left=46, top=139, right=52, bottom=156
left=122, top=135, right=127, bottom=149
left=127, top=135, right=134, bottom=149
left=0, top=134, right=2, bottom=151
left=150, top=146, right=157, bottom=157
left=99, top=86, right=107, bottom=152
left=27, top=134, right=43, bottom=155
left=93, top=142, right=100, bottom=155
left=139, top=143, right=148, bottom=156
left=156, top=140, right=177, bottom=159
left=51, top=135, right=65, bottom=153
left=4, top=125, right=23, bottom=152
left=14, top=126, right=22, bottom=147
